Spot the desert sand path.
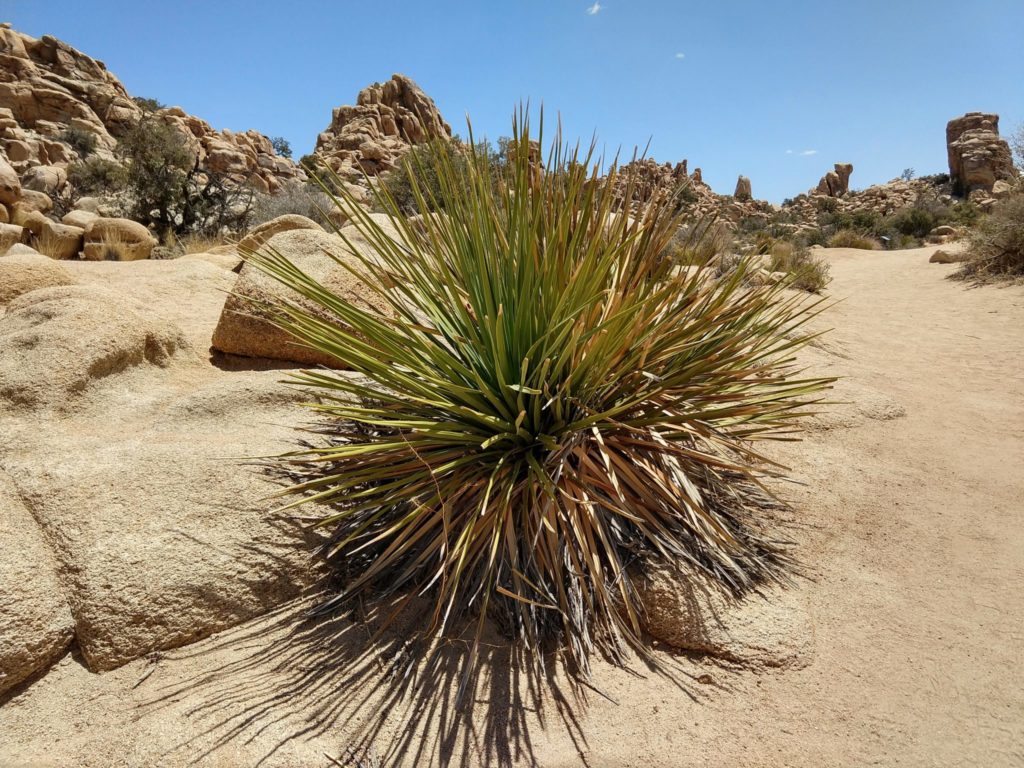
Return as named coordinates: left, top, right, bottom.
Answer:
left=1, top=246, right=1022, bottom=767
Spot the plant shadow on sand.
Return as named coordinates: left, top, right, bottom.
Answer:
left=137, top=592, right=711, bottom=767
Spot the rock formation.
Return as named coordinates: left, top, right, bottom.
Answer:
left=782, top=175, right=953, bottom=234
left=815, top=163, right=854, bottom=197
left=0, top=23, right=134, bottom=165
left=734, top=175, right=752, bottom=200
left=314, top=74, right=452, bottom=179
left=946, top=112, right=1016, bottom=196
left=610, top=157, right=772, bottom=226
left=211, top=220, right=398, bottom=367
left=0, top=23, right=301, bottom=203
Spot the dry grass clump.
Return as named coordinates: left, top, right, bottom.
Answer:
left=95, top=230, right=133, bottom=261
left=251, top=181, right=335, bottom=229
left=768, top=241, right=832, bottom=293
left=33, top=229, right=73, bottom=260
left=954, top=192, right=1024, bottom=282
left=249, top=113, right=832, bottom=689
left=178, top=233, right=229, bottom=254
left=828, top=229, right=880, bottom=250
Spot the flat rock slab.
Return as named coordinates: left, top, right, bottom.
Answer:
left=0, top=285, right=191, bottom=411
left=0, top=472, right=74, bottom=695
left=0, top=252, right=75, bottom=307
left=2, top=373, right=326, bottom=672
left=638, top=567, right=814, bottom=670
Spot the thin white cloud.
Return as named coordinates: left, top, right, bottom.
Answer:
left=674, top=52, right=685, bottom=59
left=586, top=2, right=602, bottom=15
left=786, top=148, right=818, bottom=156
left=786, top=149, right=794, bottom=155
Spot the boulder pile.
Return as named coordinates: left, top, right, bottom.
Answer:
left=313, top=74, right=452, bottom=179
left=609, top=157, right=773, bottom=225
left=0, top=22, right=302, bottom=219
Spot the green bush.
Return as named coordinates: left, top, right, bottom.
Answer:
left=890, top=207, right=936, bottom=237
left=67, top=156, right=128, bottom=196
left=270, top=136, right=292, bottom=158
left=132, top=96, right=165, bottom=113
left=377, top=139, right=468, bottom=215
left=828, top=229, right=880, bottom=249
left=247, top=116, right=832, bottom=684
left=662, top=219, right=733, bottom=264
left=59, top=127, right=98, bottom=158
left=816, top=196, right=838, bottom=213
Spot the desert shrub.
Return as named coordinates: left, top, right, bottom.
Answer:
left=956, top=193, right=1024, bottom=280
left=93, top=228, right=134, bottom=261
left=768, top=241, right=831, bottom=293
left=377, top=138, right=467, bottom=215
left=663, top=219, right=733, bottom=264
left=850, top=210, right=880, bottom=231
left=167, top=232, right=228, bottom=255
left=117, top=116, right=194, bottom=231
left=828, top=228, right=879, bottom=249
left=270, top=136, right=292, bottom=158
left=801, top=228, right=828, bottom=247
left=889, top=206, right=936, bottom=238
left=67, top=156, right=128, bottom=196
left=247, top=116, right=832, bottom=687
left=816, top=196, right=838, bottom=213
left=59, top=127, right=98, bottom=158
left=251, top=181, right=334, bottom=228
left=920, top=172, right=951, bottom=186
left=753, top=231, right=775, bottom=254
left=132, top=96, right=165, bottom=113
left=945, top=200, right=979, bottom=228
left=118, top=116, right=256, bottom=238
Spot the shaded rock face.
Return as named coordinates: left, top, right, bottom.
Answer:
left=946, top=112, right=1017, bottom=196
left=211, top=224, right=396, bottom=367
left=314, top=74, right=452, bottom=180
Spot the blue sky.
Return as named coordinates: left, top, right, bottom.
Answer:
left=3, top=0, right=1021, bottom=202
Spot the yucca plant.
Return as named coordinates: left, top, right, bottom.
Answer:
left=248, top=113, right=831, bottom=688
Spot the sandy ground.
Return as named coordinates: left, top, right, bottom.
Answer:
left=1, top=246, right=1022, bottom=767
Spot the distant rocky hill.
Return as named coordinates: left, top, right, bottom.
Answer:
left=0, top=22, right=302, bottom=198
left=0, top=21, right=1019, bottom=257
left=313, top=74, right=452, bottom=180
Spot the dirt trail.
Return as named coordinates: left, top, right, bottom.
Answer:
left=1, top=246, right=1022, bottom=767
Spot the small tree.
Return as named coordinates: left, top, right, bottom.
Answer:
left=117, top=116, right=255, bottom=239
left=132, top=96, right=166, bottom=113
left=900, top=168, right=915, bottom=182
left=1011, top=123, right=1024, bottom=171
left=117, top=116, right=194, bottom=234
left=270, top=136, right=292, bottom=158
